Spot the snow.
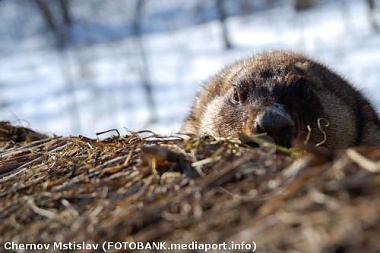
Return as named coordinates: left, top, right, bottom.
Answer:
left=0, top=0, right=379, bottom=138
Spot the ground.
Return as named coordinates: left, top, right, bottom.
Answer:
left=1, top=122, right=380, bottom=252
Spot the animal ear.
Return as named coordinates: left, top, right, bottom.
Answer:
left=293, top=61, right=324, bottom=88
left=230, top=84, right=249, bottom=105
left=292, top=62, right=309, bottom=76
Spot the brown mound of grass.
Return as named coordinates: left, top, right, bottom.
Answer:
left=1, top=121, right=380, bottom=252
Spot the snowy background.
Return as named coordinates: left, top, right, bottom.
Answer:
left=0, top=0, right=379, bottom=138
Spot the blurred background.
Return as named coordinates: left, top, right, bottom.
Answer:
left=0, top=0, right=379, bottom=138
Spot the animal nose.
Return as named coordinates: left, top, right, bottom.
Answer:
left=255, top=104, right=295, bottom=147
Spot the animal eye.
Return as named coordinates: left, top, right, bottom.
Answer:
left=296, top=81, right=311, bottom=100
left=301, top=85, right=311, bottom=99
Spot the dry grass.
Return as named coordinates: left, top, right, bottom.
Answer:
left=1, top=121, right=380, bottom=252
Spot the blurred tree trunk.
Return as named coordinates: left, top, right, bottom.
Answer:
left=34, top=0, right=80, bottom=133
left=59, top=0, right=72, bottom=26
left=216, top=0, right=232, bottom=50
left=293, top=0, right=320, bottom=11
left=240, top=0, right=254, bottom=15
left=367, top=0, right=378, bottom=30
left=33, top=0, right=72, bottom=48
left=34, top=0, right=58, bottom=36
left=132, top=0, right=157, bottom=123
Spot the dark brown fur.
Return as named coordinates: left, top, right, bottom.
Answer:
left=183, top=51, right=380, bottom=148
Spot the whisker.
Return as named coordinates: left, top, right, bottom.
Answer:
left=316, top=118, right=330, bottom=147
left=304, top=124, right=312, bottom=145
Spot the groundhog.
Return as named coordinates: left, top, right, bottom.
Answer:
left=183, top=50, right=380, bottom=148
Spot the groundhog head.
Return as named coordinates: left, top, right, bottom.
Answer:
left=184, top=51, right=380, bottom=148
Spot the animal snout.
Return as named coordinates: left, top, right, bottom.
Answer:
left=254, top=103, right=295, bottom=147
